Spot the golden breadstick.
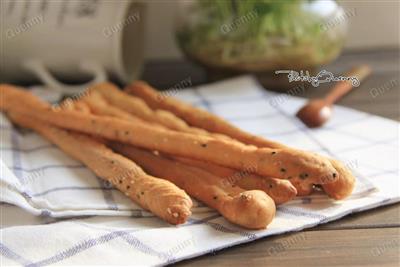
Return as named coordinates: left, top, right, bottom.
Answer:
left=174, top=157, right=297, bottom=205
left=92, top=83, right=241, bottom=144
left=0, top=84, right=338, bottom=183
left=110, top=143, right=276, bottom=229
left=7, top=111, right=192, bottom=225
left=81, top=90, right=139, bottom=121
left=126, top=81, right=355, bottom=199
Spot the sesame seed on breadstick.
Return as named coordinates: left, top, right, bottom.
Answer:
left=110, top=143, right=276, bottom=229
left=7, top=111, right=192, bottom=225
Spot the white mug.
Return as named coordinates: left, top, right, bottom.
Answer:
left=1, top=0, right=145, bottom=94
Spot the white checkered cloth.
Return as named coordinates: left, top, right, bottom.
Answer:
left=1, top=76, right=399, bottom=266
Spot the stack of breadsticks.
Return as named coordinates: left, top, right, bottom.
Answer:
left=0, top=81, right=355, bottom=229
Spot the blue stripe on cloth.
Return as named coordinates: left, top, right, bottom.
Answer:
left=187, top=214, right=257, bottom=240
left=0, top=144, right=55, bottom=153
left=0, top=125, right=12, bottom=130
left=25, top=231, right=130, bottom=267
left=223, top=112, right=278, bottom=122
left=193, top=88, right=213, bottom=112
left=25, top=229, right=170, bottom=267
left=31, top=186, right=116, bottom=197
left=0, top=242, right=34, bottom=266
left=96, top=177, right=118, bottom=211
left=259, top=128, right=307, bottom=137
left=193, top=94, right=266, bottom=106
left=72, top=214, right=252, bottom=264
left=74, top=222, right=175, bottom=261
left=10, top=164, right=86, bottom=173
left=323, top=113, right=372, bottom=128
left=10, top=130, right=24, bottom=183
left=277, top=207, right=327, bottom=220
left=119, top=234, right=174, bottom=262
left=18, top=206, right=147, bottom=219
left=325, top=127, right=398, bottom=145
left=331, top=137, right=398, bottom=154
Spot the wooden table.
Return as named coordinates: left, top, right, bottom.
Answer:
left=141, top=49, right=400, bottom=267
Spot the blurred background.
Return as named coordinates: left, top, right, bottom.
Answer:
left=144, top=1, right=399, bottom=60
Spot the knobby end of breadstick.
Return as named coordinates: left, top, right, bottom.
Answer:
left=268, top=180, right=298, bottom=204
left=223, top=190, right=276, bottom=229
left=165, top=201, right=193, bottom=225
left=322, top=160, right=356, bottom=200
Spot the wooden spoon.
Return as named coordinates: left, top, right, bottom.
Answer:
left=296, top=65, right=371, bottom=128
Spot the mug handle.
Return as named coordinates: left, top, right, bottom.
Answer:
left=23, top=60, right=107, bottom=95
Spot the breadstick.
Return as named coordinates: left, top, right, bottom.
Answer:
left=0, top=84, right=338, bottom=183
left=110, top=143, right=276, bottom=229
left=126, top=81, right=355, bottom=199
left=81, top=90, right=140, bottom=121
left=91, top=83, right=242, bottom=144
left=174, top=157, right=297, bottom=205
left=7, top=111, right=192, bottom=225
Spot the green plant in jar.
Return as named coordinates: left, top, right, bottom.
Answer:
left=176, top=0, right=347, bottom=72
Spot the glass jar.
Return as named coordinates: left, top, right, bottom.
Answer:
left=176, top=0, right=348, bottom=89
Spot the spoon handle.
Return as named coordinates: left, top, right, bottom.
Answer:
left=325, top=65, right=372, bottom=105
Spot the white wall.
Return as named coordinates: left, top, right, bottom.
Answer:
left=142, top=0, right=400, bottom=60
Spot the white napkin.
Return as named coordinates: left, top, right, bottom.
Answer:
left=1, top=76, right=398, bottom=266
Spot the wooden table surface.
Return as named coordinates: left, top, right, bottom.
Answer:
left=141, top=49, right=400, bottom=267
